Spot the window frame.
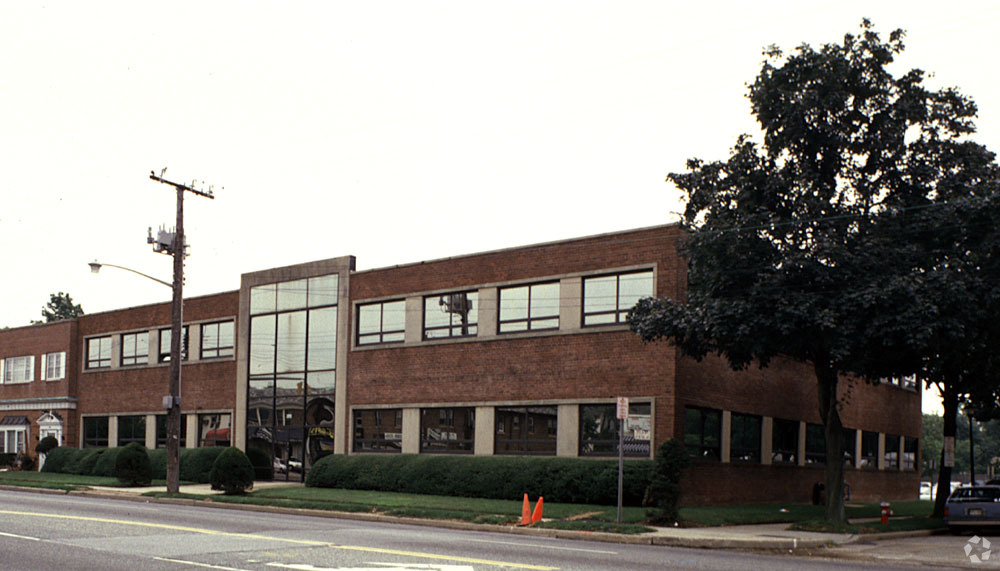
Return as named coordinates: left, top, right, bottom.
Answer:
left=729, top=412, right=762, bottom=464
left=120, top=331, right=149, bottom=367
left=2, top=355, right=35, bottom=384
left=353, top=408, right=403, bottom=453
left=494, top=406, right=558, bottom=456
left=0, top=426, right=27, bottom=454
left=419, top=407, right=475, bottom=454
left=200, top=320, right=235, bottom=359
left=356, top=300, right=406, bottom=346
left=684, top=406, right=721, bottom=460
left=85, top=336, right=112, bottom=370
left=422, top=291, right=478, bottom=340
left=582, top=269, right=654, bottom=326
left=497, top=281, right=560, bottom=333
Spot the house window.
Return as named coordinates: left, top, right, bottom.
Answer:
left=884, top=434, right=900, bottom=470
left=684, top=406, right=721, bottom=460
left=423, top=292, right=478, bottom=339
left=860, top=431, right=879, bottom=469
left=0, top=417, right=29, bottom=453
left=121, top=332, right=149, bottom=366
left=357, top=300, right=406, bottom=345
left=41, top=352, right=65, bottom=381
left=117, top=415, right=146, bottom=446
left=198, top=413, right=231, bottom=447
left=158, top=326, right=189, bottom=362
left=805, top=423, right=825, bottom=465
left=155, top=414, right=187, bottom=449
left=86, top=337, right=112, bottom=369
left=582, top=270, right=654, bottom=325
left=83, top=417, right=109, bottom=448
left=494, top=406, right=557, bottom=455
left=843, top=428, right=857, bottom=468
left=353, top=409, right=403, bottom=453
left=2, top=355, right=34, bottom=384
left=903, top=437, right=918, bottom=471
left=420, top=407, right=474, bottom=454
left=498, top=282, right=559, bottom=333
left=579, top=403, right=651, bottom=457
left=730, top=413, right=762, bottom=463
left=201, top=321, right=235, bottom=359
left=771, top=418, right=799, bottom=465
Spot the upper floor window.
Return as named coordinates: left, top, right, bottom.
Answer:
left=158, top=326, right=189, bottom=362
left=1, top=356, right=34, bottom=384
left=86, top=336, right=112, bottom=369
left=424, top=292, right=478, bottom=339
left=583, top=270, right=654, bottom=325
left=41, top=352, right=66, bottom=381
left=250, top=274, right=339, bottom=315
left=498, top=282, right=559, bottom=333
left=357, top=300, right=405, bottom=345
left=201, top=321, right=235, bottom=359
left=121, top=332, right=149, bottom=366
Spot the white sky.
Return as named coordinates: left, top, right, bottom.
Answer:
left=4, top=1, right=997, bottom=415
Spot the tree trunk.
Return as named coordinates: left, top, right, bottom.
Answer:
left=816, top=361, right=846, bottom=524
left=932, top=384, right=958, bottom=519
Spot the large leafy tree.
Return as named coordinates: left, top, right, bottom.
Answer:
left=38, top=292, right=84, bottom=322
left=629, top=20, right=998, bottom=523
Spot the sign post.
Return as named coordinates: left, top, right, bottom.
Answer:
left=616, top=396, right=629, bottom=524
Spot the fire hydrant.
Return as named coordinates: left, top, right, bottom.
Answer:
left=880, top=501, right=891, bottom=525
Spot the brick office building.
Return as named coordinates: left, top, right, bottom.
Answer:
left=2, top=224, right=921, bottom=503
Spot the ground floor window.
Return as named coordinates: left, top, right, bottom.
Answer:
left=859, top=430, right=879, bottom=469
left=0, top=428, right=26, bottom=454
left=805, top=423, right=825, bottom=465
left=198, top=413, right=231, bottom=446
left=843, top=428, right=857, bottom=468
left=353, top=409, right=402, bottom=453
left=903, top=436, right=918, bottom=471
left=884, top=434, right=900, bottom=470
left=730, top=413, right=761, bottom=463
left=684, top=406, right=721, bottom=460
left=117, top=415, right=145, bottom=446
left=494, top=406, right=556, bottom=455
left=83, top=417, right=109, bottom=448
left=579, top=403, right=651, bottom=457
left=155, top=414, right=187, bottom=449
left=771, top=418, right=799, bottom=465
left=420, top=407, right=474, bottom=454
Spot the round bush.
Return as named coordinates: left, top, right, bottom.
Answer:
left=209, top=447, right=255, bottom=495
left=36, top=435, right=59, bottom=456
left=115, top=443, right=152, bottom=486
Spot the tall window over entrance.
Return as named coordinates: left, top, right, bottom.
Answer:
left=248, top=274, right=339, bottom=481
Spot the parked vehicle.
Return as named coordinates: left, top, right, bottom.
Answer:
left=920, top=482, right=932, bottom=501
left=945, top=485, right=1000, bottom=533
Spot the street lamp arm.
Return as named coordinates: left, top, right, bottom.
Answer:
left=88, top=261, right=172, bottom=288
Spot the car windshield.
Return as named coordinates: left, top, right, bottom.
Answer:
left=951, top=487, right=1000, bottom=500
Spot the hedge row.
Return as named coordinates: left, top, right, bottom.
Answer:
left=305, top=454, right=652, bottom=506
left=41, top=446, right=225, bottom=484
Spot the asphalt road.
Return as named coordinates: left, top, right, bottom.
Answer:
left=0, top=489, right=893, bottom=570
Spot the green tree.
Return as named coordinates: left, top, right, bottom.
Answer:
left=629, top=21, right=998, bottom=524
left=38, top=292, right=84, bottom=323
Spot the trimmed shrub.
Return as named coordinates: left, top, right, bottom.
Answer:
left=115, top=443, right=152, bottom=486
left=209, top=447, right=254, bottom=495
left=36, top=435, right=59, bottom=456
left=181, top=446, right=226, bottom=483
left=39, top=446, right=76, bottom=473
left=92, top=447, right=121, bottom=477
left=306, top=454, right=653, bottom=506
left=644, top=439, right=691, bottom=524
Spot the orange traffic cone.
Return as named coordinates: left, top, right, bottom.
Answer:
left=520, top=493, right=531, bottom=525
left=531, top=496, right=544, bottom=524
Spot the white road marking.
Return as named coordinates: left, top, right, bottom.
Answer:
left=0, top=531, right=41, bottom=541
left=153, top=557, right=250, bottom=571
left=463, top=537, right=617, bottom=555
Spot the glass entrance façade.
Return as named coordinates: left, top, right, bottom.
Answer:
left=246, top=274, right=338, bottom=481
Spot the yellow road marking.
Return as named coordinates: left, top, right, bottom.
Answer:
left=0, top=509, right=558, bottom=570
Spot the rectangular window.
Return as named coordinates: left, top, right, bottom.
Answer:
left=498, top=282, right=559, bottom=333
left=579, top=403, right=651, bottom=457
left=198, top=413, right=231, bottom=447
left=582, top=270, right=654, bottom=325
left=420, top=407, right=474, bottom=454
left=423, top=292, right=478, bottom=339
left=684, top=406, right=721, bottom=460
left=83, top=417, right=109, bottom=448
left=86, top=337, right=111, bottom=369
left=771, top=418, right=799, bottom=465
left=121, top=332, right=149, bottom=366
left=884, top=434, right=900, bottom=470
left=0, top=428, right=27, bottom=454
left=860, top=430, right=879, bottom=469
left=495, top=406, right=557, bottom=455
left=155, top=414, right=187, bottom=449
left=730, top=413, right=762, bottom=463
left=42, top=352, right=65, bottom=381
left=903, top=436, right=918, bottom=471
left=2, top=355, right=34, bottom=384
left=117, top=415, right=146, bottom=446
left=353, top=409, right=403, bottom=453
left=201, top=321, right=235, bottom=359
left=843, top=428, right=857, bottom=468
left=158, top=326, right=189, bottom=362
left=805, top=423, right=825, bottom=465
left=357, top=300, right=406, bottom=345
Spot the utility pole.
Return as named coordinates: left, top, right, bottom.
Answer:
left=149, top=168, right=216, bottom=494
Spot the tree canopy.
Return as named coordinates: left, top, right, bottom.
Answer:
left=629, top=20, right=1000, bottom=523
left=38, top=292, right=84, bottom=323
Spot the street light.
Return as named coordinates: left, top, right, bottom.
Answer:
left=89, top=259, right=183, bottom=494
